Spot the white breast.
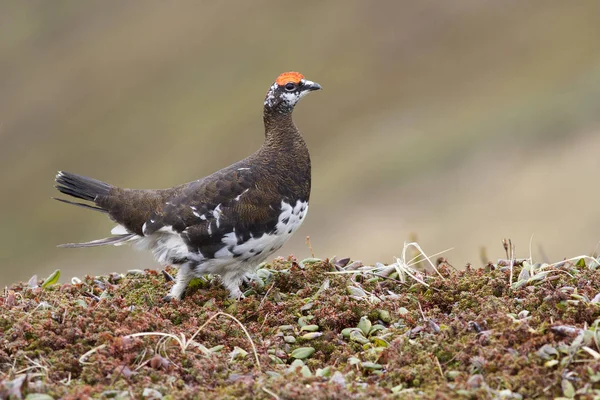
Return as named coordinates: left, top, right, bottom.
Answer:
left=213, top=199, right=308, bottom=261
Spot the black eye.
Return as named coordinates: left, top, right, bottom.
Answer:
left=285, top=82, right=296, bottom=91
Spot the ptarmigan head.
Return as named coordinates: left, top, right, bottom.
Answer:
left=264, top=72, right=322, bottom=113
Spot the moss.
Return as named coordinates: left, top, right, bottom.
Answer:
left=2, top=257, right=600, bottom=398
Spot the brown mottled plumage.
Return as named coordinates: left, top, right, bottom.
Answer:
left=54, top=72, right=321, bottom=300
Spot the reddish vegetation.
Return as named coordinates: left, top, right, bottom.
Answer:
left=1, top=256, right=600, bottom=399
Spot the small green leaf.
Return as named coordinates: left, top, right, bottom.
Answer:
left=256, top=269, right=272, bottom=280
left=269, top=355, right=284, bottom=364
left=348, top=286, right=367, bottom=297
left=368, top=324, right=386, bottom=335
left=589, top=372, right=600, bottom=383
left=576, top=258, right=586, bottom=268
left=342, top=327, right=360, bottom=338
left=298, top=316, right=313, bottom=327
left=391, top=384, right=404, bottom=393
left=142, top=388, right=162, bottom=399
left=361, top=361, right=383, bottom=370
left=74, top=299, right=88, bottom=308
left=286, top=359, right=311, bottom=376
left=290, top=347, right=315, bottom=359
left=370, top=337, right=389, bottom=348
left=42, top=269, right=60, bottom=288
left=562, top=379, right=575, bottom=398
left=528, top=271, right=551, bottom=282
left=300, top=324, right=319, bottom=332
left=300, top=365, right=312, bottom=377
left=316, top=366, right=332, bottom=377
left=357, top=317, right=372, bottom=336
left=511, top=279, right=528, bottom=290
left=349, top=330, right=370, bottom=345
left=25, top=395, right=55, bottom=400
left=348, top=357, right=361, bottom=365
left=279, top=325, right=294, bottom=331
left=229, top=346, right=248, bottom=361
left=378, top=310, right=391, bottom=323
left=284, top=335, right=296, bottom=344
left=445, top=370, right=460, bottom=380
left=300, top=332, right=323, bottom=340
left=299, top=258, right=322, bottom=268
left=209, top=345, right=224, bottom=353
left=313, top=279, right=330, bottom=298
left=517, top=263, right=530, bottom=281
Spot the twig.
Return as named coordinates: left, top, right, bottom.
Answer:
left=110, top=364, right=128, bottom=386
left=262, top=387, right=281, bottom=400
left=259, top=282, right=275, bottom=309
left=528, top=234, right=534, bottom=265
left=305, top=236, right=315, bottom=258
left=365, top=271, right=406, bottom=285
left=417, top=301, right=426, bottom=321
left=259, top=312, right=271, bottom=332
left=434, top=355, right=444, bottom=378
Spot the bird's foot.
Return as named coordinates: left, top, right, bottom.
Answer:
left=227, top=287, right=245, bottom=301
left=163, top=287, right=187, bottom=302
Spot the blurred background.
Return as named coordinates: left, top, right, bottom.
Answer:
left=1, top=1, right=600, bottom=285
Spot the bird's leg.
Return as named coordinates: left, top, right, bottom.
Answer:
left=222, top=270, right=247, bottom=300
left=163, top=262, right=194, bottom=301
left=227, top=285, right=245, bottom=300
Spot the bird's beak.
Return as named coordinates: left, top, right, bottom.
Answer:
left=302, top=80, right=322, bottom=91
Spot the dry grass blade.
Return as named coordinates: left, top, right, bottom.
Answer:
left=327, top=242, right=451, bottom=286
left=393, top=259, right=429, bottom=287
left=262, top=387, right=281, bottom=400
left=123, top=311, right=261, bottom=372
left=402, top=242, right=447, bottom=279
left=125, top=332, right=186, bottom=352
left=545, top=255, right=597, bottom=270
left=187, top=312, right=261, bottom=371
left=78, top=344, right=107, bottom=365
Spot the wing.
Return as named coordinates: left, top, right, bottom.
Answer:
left=141, top=164, right=281, bottom=259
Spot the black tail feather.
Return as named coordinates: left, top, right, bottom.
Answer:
left=52, top=197, right=108, bottom=213
left=54, top=171, right=112, bottom=203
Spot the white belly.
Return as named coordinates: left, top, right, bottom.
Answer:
left=203, top=199, right=308, bottom=274
left=130, top=199, right=308, bottom=276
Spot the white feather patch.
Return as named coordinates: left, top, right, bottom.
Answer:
left=213, top=200, right=308, bottom=260
left=111, top=225, right=129, bottom=235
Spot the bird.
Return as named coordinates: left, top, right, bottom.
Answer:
left=53, top=71, right=321, bottom=301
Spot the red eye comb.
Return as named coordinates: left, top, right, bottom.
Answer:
left=276, top=72, right=304, bottom=86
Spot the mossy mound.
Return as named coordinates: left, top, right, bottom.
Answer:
left=2, top=255, right=600, bottom=399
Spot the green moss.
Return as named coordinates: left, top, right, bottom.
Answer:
left=2, top=257, right=600, bottom=398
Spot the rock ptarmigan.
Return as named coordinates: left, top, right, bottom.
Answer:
left=54, top=71, right=321, bottom=300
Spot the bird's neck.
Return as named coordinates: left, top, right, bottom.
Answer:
left=262, top=109, right=304, bottom=150
left=259, top=107, right=311, bottom=201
